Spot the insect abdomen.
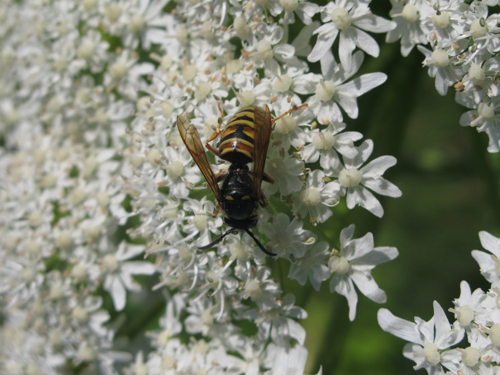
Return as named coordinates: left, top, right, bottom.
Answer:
left=218, top=107, right=256, bottom=165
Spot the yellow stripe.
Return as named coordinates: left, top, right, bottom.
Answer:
left=243, top=128, right=255, bottom=138
left=219, top=138, right=254, bottom=148
left=221, top=148, right=252, bottom=159
left=221, top=126, right=238, bottom=136
left=227, top=119, right=255, bottom=128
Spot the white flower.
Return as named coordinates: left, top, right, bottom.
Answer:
left=472, top=231, right=500, bottom=287
left=122, top=0, right=170, bottom=49
left=292, top=169, right=340, bottom=224
left=329, top=139, right=402, bottom=218
left=239, top=267, right=282, bottom=311
left=263, top=151, right=304, bottom=197
left=308, top=0, right=395, bottom=68
left=386, top=0, right=432, bottom=57
left=289, top=240, right=331, bottom=291
left=378, top=301, right=465, bottom=375
left=459, top=100, right=500, bottom=153
left=330, top=225, right=398, bottom=321
left=247, top=293, right=308, bottom=346
left=301, top=122, right=362, bottom=172
left=75, top=29, right=110, bottom=73
left=417, top=45, right=463, bottom=96
left=280, top=0, right=319, bottom=26
left=102, top=242, right=156, bottom=311
left=450, top=281, right=488, bottom=329
left=181, top=197, right=224, bottom=249
left=271, top=97, right=316, bottom=150
left=259, top=213, right=311, bottom=258
left=271, top=344, right=310, bottom=375
left=307, top=50, right=388, bottom=123
left=164, top=146, right=202, bottom=197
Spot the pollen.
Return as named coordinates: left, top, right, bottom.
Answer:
left=129, top=14, right=145, bottom=33
left=167, top=160, right=184, bottom=180
left=273, top=74, right=292, bottom=92
left=402, top=3, right=419, bottom=23
left=312, top=131, right=335, bottom=150
left=432, top=11, right=450, bottom=29
left=316, top=80, right=336, bottom=102
left=105, top=3, right=121, bottom=21
left=238, top=91, right=255, bottom=107
left=280, top=0, right=298, bottom=11
left=193, top=214, right=209, bottom=231
left=431, top=49, right=449, bottom=68
left=195, top=82, right=212, bottom=101
left=103, top=254, right=119, bottom=272
left=423, top=343, right=440, bottom=366
left=300, top=188, right=321, bottom=207
left=257, top=40, right=273, bottom=60
left=77, top=41, right=95, bottom=60
left=331, top=7, right=352, bottom=30
left=339, top=168, right=361, bottom=187
left=245, top=279, right=263, bottom=299
left=478, top=103, right=495, bottom=121
left=109, top=61, right=128, bottom=80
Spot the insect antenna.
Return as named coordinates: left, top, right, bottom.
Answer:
left=198, top=227, right=239, bottom=250
left=244, top=229, right=277, bottom=257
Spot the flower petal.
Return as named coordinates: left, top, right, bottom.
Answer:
left=479, top=231, right=500, bottom=256
left=330, top=275, right=358, bottom=321
left=360, top=155, right=397, bottom=177
left=350, top=269, right=386, bottom=303
left=378, top=308, right=422, bottom=344
left=363, top=178, right=402, bottom=198
left=308, top=27, right=339, bottom=63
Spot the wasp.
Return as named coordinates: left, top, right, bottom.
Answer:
left=177, top=103, right=307, bottom=256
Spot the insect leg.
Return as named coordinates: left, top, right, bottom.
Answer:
left=198, top=227, right=239, bottom=250
left=271, top=103, right=308, bottom=124
left=263, top=173, right=274, bottom=184
left=244, top=228, right=276, bottom=256
left=213, top=203, right=221, bottom=218
left=205, top=142, right=221, bottom=157
left=205, top=100, right=225, bottom=145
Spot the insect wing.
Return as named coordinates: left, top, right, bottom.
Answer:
left=177, top=115, right=221, bottom=200
left=252, top=105, right=272, bottom=205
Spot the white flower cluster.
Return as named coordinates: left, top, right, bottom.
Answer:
left=2, top=0, right=498, bottom=373
left=0, top=0, right=401, bottom=372
left=378, top=231, right=500, bottom=375
left=386, top=0, right=500, bottom=152
left=121, top=0, right=402, bottom=370
left=0, top=0, right=162, bottom=373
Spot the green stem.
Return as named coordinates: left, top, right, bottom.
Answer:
left=310, top=293, right=350, bottom=374
left=470, top=131, right=500, bottom=227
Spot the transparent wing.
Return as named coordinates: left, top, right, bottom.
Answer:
left=177, top=115, right=221, bottom=200
left=252, top=105, right=272, bottom=206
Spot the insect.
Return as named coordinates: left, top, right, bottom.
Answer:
left=177, top=103, right=307, bottom=256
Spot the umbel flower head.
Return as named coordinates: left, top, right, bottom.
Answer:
left=377, top=231, right=500, bottom=375
left=8, top=0, right=500, bottom=373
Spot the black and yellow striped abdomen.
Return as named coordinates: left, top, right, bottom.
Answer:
left=218, top=107, right=256, bottom=166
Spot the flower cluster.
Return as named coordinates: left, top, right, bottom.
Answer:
left=379, top=231, right=500, bottom=375
left=121, top=0, right=403, bottom=369
left=386, top=0, right=500, bottom=152
left=0, top=0, right=163, bottom=372
left=2, top=0, right=498, bottom=373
